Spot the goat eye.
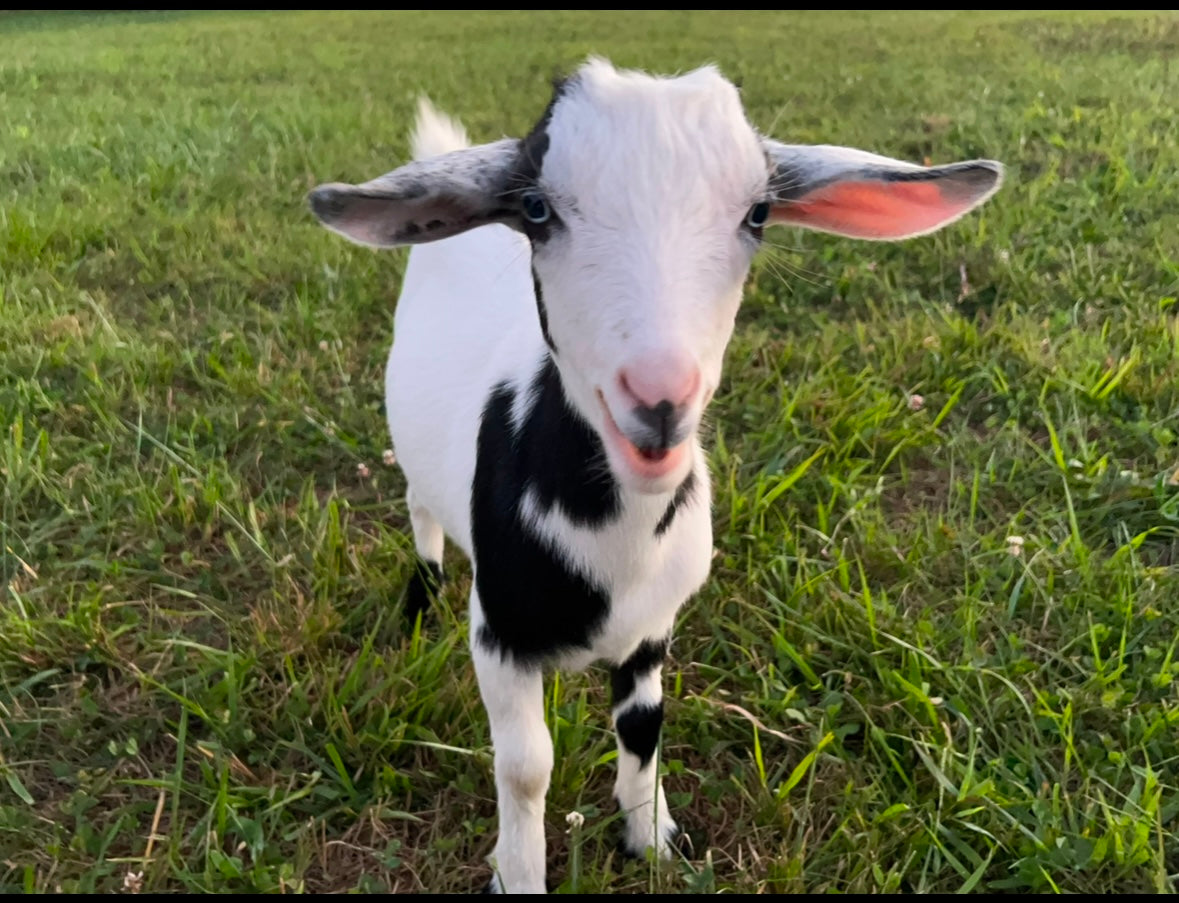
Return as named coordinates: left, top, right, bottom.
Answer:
left=522, top=192, right=551, bottom=224
left=746, top=201, right=771, bottom=230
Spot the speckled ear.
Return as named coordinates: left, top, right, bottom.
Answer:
left=763, top=140, right=1003, bottom=240
left=309, top=138, right=522, bottom=247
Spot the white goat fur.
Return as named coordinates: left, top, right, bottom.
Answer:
left=310, top=58, right=1002, bottom=893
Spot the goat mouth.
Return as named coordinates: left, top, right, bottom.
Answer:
left=597, top=392, right=686, bottom=483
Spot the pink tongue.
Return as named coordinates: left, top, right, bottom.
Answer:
left=638, top=447, right=669, bottom=462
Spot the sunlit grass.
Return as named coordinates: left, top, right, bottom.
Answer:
left=2, top=9, right=1177, bottom=893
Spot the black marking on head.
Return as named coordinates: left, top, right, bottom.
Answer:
left=503, top=76, right=576, bottom=245
left=610, top=637, right=670, bottom=703
left=471, top=356, right=620, bottom=663
left=654, top=471, right=697, bottom=538
left=404, top=558, right=443, bottom=623
left=516, top=76, right=570, bottom=184
left=532, top=266, right=556, bottom=354
left=615, top=701, right=664, bottom=769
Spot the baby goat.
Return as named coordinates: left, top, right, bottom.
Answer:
left=309, top=58, right=1002, bottom=893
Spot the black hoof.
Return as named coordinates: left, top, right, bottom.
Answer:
left=617, top=825, right=697, bottom=861
left=404, top=558, right=443, bottom=624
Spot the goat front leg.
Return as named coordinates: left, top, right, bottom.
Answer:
left=472, top=602, right=552, bottom=894
left=611, top=637, right=678, bottom=858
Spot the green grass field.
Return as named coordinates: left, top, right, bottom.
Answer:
left=2, top=9, right=1178, bottom=893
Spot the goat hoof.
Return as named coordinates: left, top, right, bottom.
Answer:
left=479, top=876, right=552, bottom=894
left=404, top=558, right=443, bottom=625
left=672, top=827, right=698, bottom=857
left=618, top=823, right=692, bottom=861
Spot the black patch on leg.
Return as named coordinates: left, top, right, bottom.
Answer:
left=471, top=356, right=620, bottom=664
left=610, top=637, right=669, bottom=704
left=615, top=701, right=663, bottom=769
left=404, top=558, right=443, bottom=623
left=654, top=471, right=697, bottom=537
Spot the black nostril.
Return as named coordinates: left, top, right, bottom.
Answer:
left=634, top=400, right=677, bottom=449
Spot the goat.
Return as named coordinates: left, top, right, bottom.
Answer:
left=308, top=58, right=1002, bottom=894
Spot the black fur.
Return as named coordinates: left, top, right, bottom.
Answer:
left=615, top=702, right=664, bottom=769
left=504, top=77, right=575, bottom=245
left=610, top=637, right=669, bottom=703
left=532, top=266, right=556, bottom=354
left=616, top=823, right=694, bottom=862
left=631, top=400, right=675, bottom=448
left=654, top=471, right=696, bottom=538
left=471, top=355, right=621, bottom=664
left=404, top=558, right=442, bottom=623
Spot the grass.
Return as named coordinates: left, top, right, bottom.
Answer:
left=2, top=9, right=1178, bottom=893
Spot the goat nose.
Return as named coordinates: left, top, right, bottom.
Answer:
left=618, top=353, right=701, bottom=448
left=618, top=352, right=700, bottom=411
left=630, top=399, right=679, bottom=449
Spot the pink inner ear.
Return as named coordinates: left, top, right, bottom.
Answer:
left=770, top=179, right=975, bottom=239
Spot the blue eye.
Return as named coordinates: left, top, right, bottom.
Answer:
left=746, top=201, right=771, bottom=229
left=522, top=192, right=551, bottom=224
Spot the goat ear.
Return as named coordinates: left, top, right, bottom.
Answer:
left=309, top=139, right=521, bottom=247
left=763, top=140, right=1003, bottom=241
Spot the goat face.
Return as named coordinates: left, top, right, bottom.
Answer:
left=310, top=57, right=1002, bottom=496
left=516, top=61, right=765, bottom=494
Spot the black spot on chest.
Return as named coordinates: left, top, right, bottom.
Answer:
left=654, top=471, right=697, bottom=537
left=471, top=356, right=621, bottom=663
left=532, top=266, right=556, bottom=354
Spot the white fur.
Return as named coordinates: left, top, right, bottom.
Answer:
left=471, top=629, right=551, bottom=894
left=536, top=62, right=766, bottom=495
left=410, top=96, right=469, bottom=159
